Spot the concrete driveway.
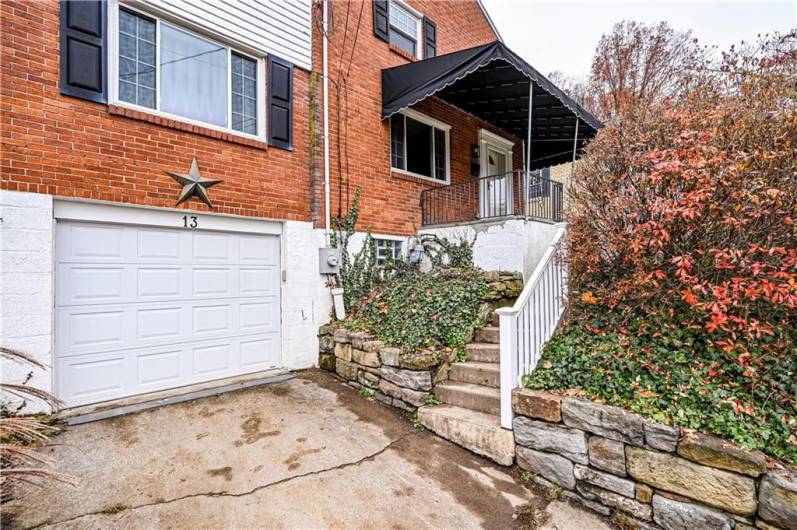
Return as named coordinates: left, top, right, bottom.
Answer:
left=11, top=369, right=611, bottom=529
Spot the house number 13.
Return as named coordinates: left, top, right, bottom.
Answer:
left=182, top=215, right=198, bottom=228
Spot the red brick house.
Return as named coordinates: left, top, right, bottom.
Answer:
left=0, top=0, right=599, bottom=412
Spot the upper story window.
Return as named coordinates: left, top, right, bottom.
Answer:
left=390, top=109, right=449, bottom=183
left=388, top=1, right=422, bottom=58
left=115, top=7, right=261, bottom=137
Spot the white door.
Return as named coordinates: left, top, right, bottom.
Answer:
left=55, top=221, right=281, bottom=407
left=479, top=130, right=514, bottom=218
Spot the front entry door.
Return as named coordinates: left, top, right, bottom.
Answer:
left=479, top=130, right=514, bottom=218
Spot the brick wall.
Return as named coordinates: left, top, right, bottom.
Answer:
left=0, top=0, right=312, bottom=221
left=314, top=0, right=516, bottom=235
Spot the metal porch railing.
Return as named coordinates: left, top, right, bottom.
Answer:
left=496, top=226, right=568, bottom=428
left=420, top=170, right=563, bottom=226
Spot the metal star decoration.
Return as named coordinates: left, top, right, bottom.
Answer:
left=167, top=158, right=223, bottom=208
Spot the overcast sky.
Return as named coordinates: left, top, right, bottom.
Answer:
left=480, top=0, right=797, bottom=80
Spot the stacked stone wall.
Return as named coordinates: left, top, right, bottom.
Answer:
left=512, top=389, right=797, bottom=530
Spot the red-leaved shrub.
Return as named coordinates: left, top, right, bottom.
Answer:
left=568, top=32, right=796, bottom=364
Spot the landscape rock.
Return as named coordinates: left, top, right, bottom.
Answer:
left=652, top=494, right=733, bottom=530
left=351, top=349, right=380, bottom=368
left=574, top=464, right=636, bottom=497
left=399, top=350, right=441, bottom=370
left=380, top=366, right=432, bottom=391
left=588, top=435, right=626, bottom=476
left=625, top=446, right=757, bottom=516
left=378, top=379, right=428, bottom=407
left=335, top=358, right=358, bottom=381
left=635, top=484, right=653, bottom=503
left=357, top=370, right=380, bottom=389
left=349, top=331, right=370, bottom=349
left=516, top=446, right=575, bottom=489
left=676, top=430, right=768, bottom=477
left=362, top=340, right=385, bottom=353
left=333, top=328, right=350, bottom=343
left=610, top=513, right=661, bottom=530
left=379, top=347, right=401, bottom=367
left=319, top=335, right=335, bottom=353
left=318, top=324, right=335, bottom=336
left=644, top=421, right=679, bottom=452
left=758, top=470, right=797, bottom=529
left=392, top=398, right=414, bottom=411
left=577, top=482, right=652, bottom=520
left=755, top=519, right=785, bottom=530
left=334, top=342, right=352, bottom=362
left=562, top=398, right=645, bottom=445
left=319, top=353, right=336, bottom=372
left=513, top=416, right=588, bottom=464
left=512, top=388, right=562, bottom=422
left=561, top=490, right=612, bottom=516
left=373, top=390, right=393, bottom=406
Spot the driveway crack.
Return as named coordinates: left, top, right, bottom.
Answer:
left=37, top=429, right=417, bottom=528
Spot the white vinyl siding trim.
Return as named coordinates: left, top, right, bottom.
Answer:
left=135, top=0, right=312, bottom=70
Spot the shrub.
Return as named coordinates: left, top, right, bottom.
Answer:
left=544, top=33, right=797, bottom=464
left=526, top=304, right=797, bottom=463
left=1, top=348, right=74, bottom=520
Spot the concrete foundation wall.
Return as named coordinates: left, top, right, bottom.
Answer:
left=419, top=219, right=565, bottom=281
left=0, top=190, right=55, bottom=413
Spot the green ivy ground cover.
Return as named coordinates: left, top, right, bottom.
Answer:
left=525, top=304, right=797, bottom=464
left=346, top=265, right=488, bottom=354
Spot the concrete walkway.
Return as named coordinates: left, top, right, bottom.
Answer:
left=10, top=370, right=612, bottom=530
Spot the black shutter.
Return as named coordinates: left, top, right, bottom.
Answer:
left=373, top=0, right=389, bottom=42
left=60, top=0, right=107, bottom=103
left=268, top=55, right=293, bottom=151
left=423, top=17, right=436, bottom=58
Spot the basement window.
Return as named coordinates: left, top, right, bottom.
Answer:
left=390, top=110, right=449, bottom=183
left=375, top=239, right=403, bottom=267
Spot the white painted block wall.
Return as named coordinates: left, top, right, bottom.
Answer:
left=1, top=190, right=54, bottom=413
left=418, top=218, right=565, bottom=281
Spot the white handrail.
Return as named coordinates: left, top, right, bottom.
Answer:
left=497, top=226, right=568, bottom=428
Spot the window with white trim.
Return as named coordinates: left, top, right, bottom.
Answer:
left=390, top=111, right=449, bottom=182
left=375, top=239, right=403, bottom=267
left=116, top=7, right=260, bottom=136
left=388, top=1, right=422, bottom=58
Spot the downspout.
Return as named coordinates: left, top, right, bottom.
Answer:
left=322, top=0, right=331, bottom=244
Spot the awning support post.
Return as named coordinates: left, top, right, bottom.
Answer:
left=570, top=117, right=579, bottom=181
left=524, top=81, right=533, bottom=219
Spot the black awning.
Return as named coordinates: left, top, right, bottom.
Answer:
left=382, top=41, right=603, bottom=169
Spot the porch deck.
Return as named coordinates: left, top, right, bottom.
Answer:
left=420, top=170, right=564, bottom=227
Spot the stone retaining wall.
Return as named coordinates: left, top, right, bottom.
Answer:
left=318, top=326, right=447, bottom=411
left=512, top=388, right=797, bottom=530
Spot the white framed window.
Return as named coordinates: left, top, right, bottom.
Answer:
left=375, top=238, right=403, bottom=267
left=109, top=3, right=265, bottom=139
left=390, top=109, right=450, bottom=183
left=388, top=1, right=422, bottom=58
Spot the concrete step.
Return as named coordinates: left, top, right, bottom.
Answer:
left=465, top=343, right=499, bottom=363
left=474, top=326, right=499, bottom=344
left=436, top=381, right=500, bottom=415
left=418, top=404, right=515, bottom=466
left=450, top=362, right=500, bottom=388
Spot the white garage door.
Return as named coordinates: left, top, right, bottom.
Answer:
left=55, top=221, right=281, bottom=407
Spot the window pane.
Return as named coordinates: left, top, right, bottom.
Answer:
left=434, top=129, right=446, bottom=180
left=160, top=24, right=228, bottom=127
left=231, top=53, right=257, bottom=135
left=390, top=115, right=405, bottom=170
left=389, top=2, right=417, bottom=37
left=117, top=10, right=156, bottom=109
left=406, top=117, right=432, bottom=177
left=375, top=239, right=402, bottom=267
left=389, top=30, right=416, bottom=56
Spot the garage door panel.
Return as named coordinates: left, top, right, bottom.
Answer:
left=56, top=221, right=282, bottom=407
left=137, top=228, right=182, bottom=260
